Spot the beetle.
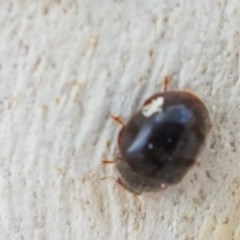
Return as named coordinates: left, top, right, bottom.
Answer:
left=114, top=80, right=211, bottom=193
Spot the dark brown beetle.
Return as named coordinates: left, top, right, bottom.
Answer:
left=116, top=87, right=211, bottom=194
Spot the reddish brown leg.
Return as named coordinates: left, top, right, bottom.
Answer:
left=163, top=76, right=169, bottom=92
left=100, top=176, right=116, bottom=181
left=101, top=176, right=142, bottom=210
left=116, top=177, right=142, bottom=210
left=116, top=177, right=128, bottom=189
left=102, top=160, right=116, bottom=164
left=135, top=195, right=142, bottom=211
left=100, top=176, right=128, bottom=190
left=101, top=176, right=126, bottom=189
left=111, top=115, right=125, bottom=126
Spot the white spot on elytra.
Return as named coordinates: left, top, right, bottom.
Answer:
left=161, top=183, right=167, bottom=189
left=148, top=143, right=153, bottom=149
left=142, top=97, right=164, bottom=117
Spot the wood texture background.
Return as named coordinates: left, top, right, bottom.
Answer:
left=0, top=1, right=240, bottom=239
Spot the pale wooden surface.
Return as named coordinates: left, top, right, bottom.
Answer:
left=0, top=1, right=240, bottom=240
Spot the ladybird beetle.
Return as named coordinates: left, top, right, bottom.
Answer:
left=116, top=89, right=210, bottom=193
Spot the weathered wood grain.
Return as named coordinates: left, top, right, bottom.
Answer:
left=0, top=1, right=240, bottom=239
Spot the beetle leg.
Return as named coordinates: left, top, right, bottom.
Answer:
left=102, top=160, right=116, bottom=164
left=111, top=115, right=125, bottom=126
left=163, top=76, right=169, bottom=92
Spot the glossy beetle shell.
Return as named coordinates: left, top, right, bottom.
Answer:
left=116, top=91, right=210, bottom=193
